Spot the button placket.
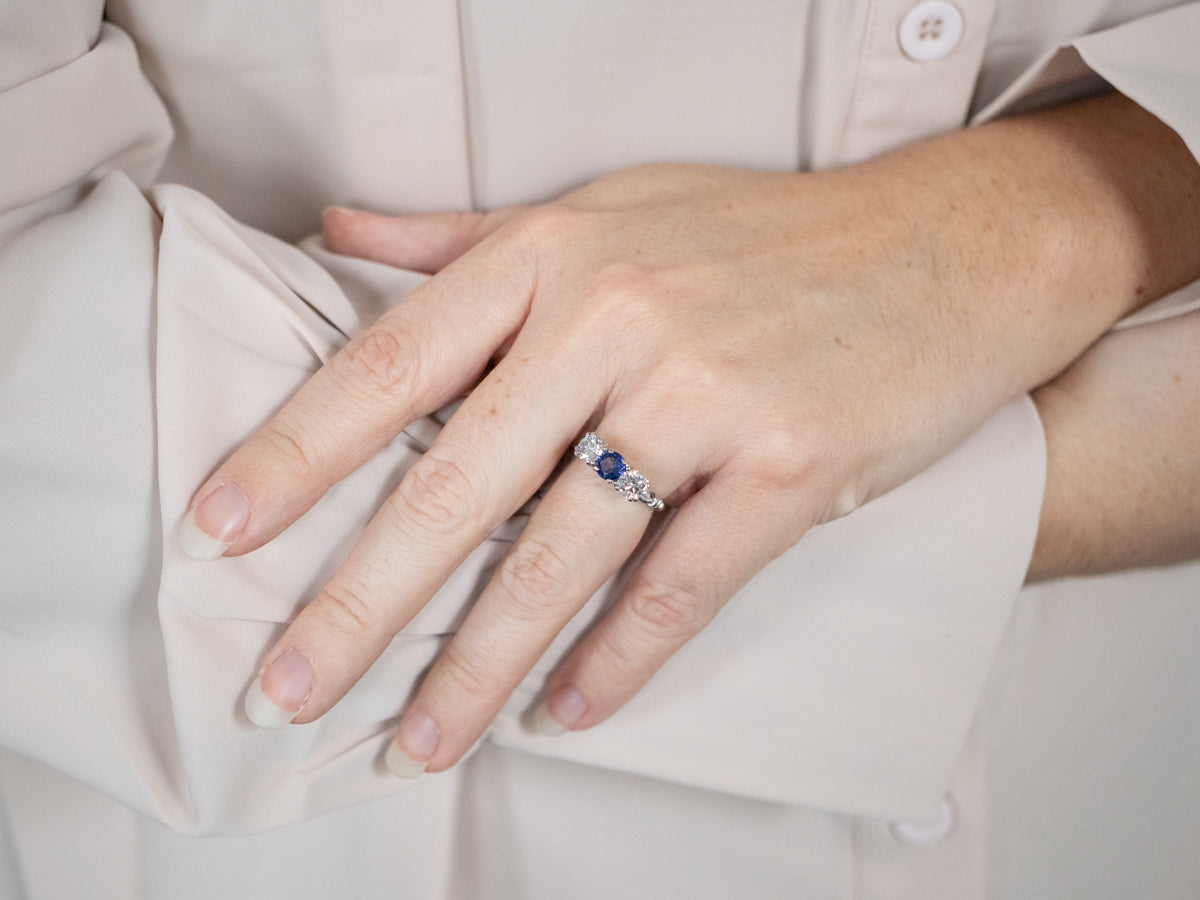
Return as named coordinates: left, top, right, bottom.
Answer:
left=825, top=0, right=996, bottom=168
left=898, top=1, right=965, bottom=62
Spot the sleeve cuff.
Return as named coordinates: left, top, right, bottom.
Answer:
left=973, top=3, right=1200, bottom=162
left=492, top=396, right=1046, bottom=821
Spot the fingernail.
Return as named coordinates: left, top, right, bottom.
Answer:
left=244, top=650, right=313, bottom=729
left=532, top=686, right=588, bottom=737
left=179, top=483, right=250, bottom=560
left=385, top=711, right=439, bottom=779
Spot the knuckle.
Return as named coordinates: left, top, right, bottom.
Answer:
left=591, top=626, right=645, bottom=689
left=496, top=538, right=577, bottom=615
left=592, top=263, right=657, bottom=305
left=393, top=453, right=482, bottom=536
left=331, top=322, right=420, bottom=399
left=741, top=424, right=811, bottom=493
left=586, top=264, right=675, bottom=334
left=437, top=641, right=494, bottom=701
left=624, top=578, right=707, bottom=639
left=256, top=419, right=318, bottom=481
left=660, top=349, right=726, bottom=400
left=313, top=579, right=378, bottom=640
left=520, top=202, right=580, bottom=243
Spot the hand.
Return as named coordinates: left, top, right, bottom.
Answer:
left=181, top=93, right=1194, bottom=777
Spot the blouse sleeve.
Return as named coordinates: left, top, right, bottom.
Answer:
left=0, top=11, right=467, bottom=836
left=976, top=4, right=1200, bottom=158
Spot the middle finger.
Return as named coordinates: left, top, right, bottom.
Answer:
left=385, top=424, right=694, bottom=776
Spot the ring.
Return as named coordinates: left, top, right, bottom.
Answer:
left=573, top=432, right=666, bottom=512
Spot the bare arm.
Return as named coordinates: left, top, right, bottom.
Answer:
left=1030, top=309, right=1200, bottom=580
left=1020, top=93, right=1200, bottom=580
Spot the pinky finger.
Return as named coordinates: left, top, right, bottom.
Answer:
left=534, top=476, right=807, bottom=734
left=322, top=205, right=526, bottom=274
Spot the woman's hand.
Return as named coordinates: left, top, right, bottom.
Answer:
left=180, top=92, right=1200, bottom=777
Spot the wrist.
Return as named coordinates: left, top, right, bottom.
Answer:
left=861, top=91, right=1200, bottom=399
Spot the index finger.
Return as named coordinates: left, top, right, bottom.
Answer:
left=241, top=325, right=612, bottom=728
left=178, top=229, right=534, bottom=561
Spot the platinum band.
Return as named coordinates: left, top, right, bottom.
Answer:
left=573, top=432, right=665, bottom=512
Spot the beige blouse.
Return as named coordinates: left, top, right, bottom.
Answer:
left=2, top=1, right=1199, bottom=897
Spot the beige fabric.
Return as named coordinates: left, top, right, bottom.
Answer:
left=1, top=1, right=1198, bottom=897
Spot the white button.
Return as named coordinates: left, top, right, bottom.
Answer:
left=898, top=1, right=964, bottom=62
left=889, top=795, right=958, bottom=846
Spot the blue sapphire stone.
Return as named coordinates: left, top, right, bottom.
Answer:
left=597, top=451, right=626, bottom=481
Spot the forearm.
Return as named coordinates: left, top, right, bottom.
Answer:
left=1028, top=309, right=1200, bottom=581
left=868, top=89, right=1200, bottom=581
left=968, top=89, right=1200, bottom=580
left=967, top=90, right=1200, bottom=323
left=861, top=90, right=1200, bottom=404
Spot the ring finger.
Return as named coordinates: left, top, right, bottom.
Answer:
left=384, top=423, right=698, bottom=777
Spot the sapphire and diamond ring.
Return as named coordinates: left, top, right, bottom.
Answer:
left=573, top=432, right=665, bottom=512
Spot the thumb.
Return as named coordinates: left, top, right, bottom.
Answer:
left=322, top=205, right=525, bottom=274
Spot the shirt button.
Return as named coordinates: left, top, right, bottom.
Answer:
left=888, top=795, right=958, bottom=846
left=898, top=1, right=965, bottom=62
